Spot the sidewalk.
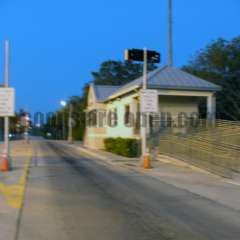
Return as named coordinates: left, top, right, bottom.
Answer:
left=58, top=141, right=240, bottom=211
left=0, top=140, right=32, bottom=240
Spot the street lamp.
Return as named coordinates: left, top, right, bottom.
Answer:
left=60, top=100, right=67, bottom=140
left=60, top=100, right=73, bottom=144
left=25, top=115, right=30, bottom=143
left=60, top=100, right=67, bottom=107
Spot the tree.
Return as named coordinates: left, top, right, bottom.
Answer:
left=91, top=60, right=157, bottom=86
left=183, top=37, right=240, bottom=120
left=68, top=96, right=86, bottom=141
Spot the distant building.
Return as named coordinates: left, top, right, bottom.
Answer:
left=84, top=66, right=221, bottom=149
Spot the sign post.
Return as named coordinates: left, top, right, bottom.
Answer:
left=125, top=48, right=160, bottom=169
left=0, top=88, right=15, bottom=117
left=1, top=41, right=15, bottom=172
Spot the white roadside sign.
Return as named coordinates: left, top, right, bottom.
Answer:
left=0, top=88, right=15, bottom=117
left=141, top=89, right=159, bottom=113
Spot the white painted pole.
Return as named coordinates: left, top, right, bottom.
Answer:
left=4, top=40, right=10, bottom=159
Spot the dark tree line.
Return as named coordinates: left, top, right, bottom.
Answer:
left=183, top=37, right=240, bottom=120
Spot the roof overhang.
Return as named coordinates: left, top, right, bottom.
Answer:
left=148, top=84, right=222, bottom=92
left=105, top=85, right=140, bottom=102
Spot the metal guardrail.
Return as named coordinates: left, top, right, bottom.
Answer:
left=149, top=119, right=240, bottom=178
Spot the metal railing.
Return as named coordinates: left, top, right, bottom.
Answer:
left=148, top=119, right=240, bottom=178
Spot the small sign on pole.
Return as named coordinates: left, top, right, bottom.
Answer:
left=141, top=89, right=159, bottom=113
left=0, top=88, right=15, bottom=117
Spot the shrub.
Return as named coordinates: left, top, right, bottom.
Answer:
left=104, top=137, right=140, bottom=158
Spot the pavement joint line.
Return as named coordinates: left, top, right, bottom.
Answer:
left=0, top=144, right=33, bottom=209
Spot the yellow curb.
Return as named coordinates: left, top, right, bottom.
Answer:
left=0, top=144, right=33, bottom=209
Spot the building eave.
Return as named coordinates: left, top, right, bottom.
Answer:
left=104, top=85, right=140, bottom=102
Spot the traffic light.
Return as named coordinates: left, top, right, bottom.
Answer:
left=125, top=49, right=160, bottom=63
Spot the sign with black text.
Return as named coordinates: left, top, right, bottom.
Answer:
left=141, top=90, right=159, bottom=113
left=0, top=88, right=15, bottom=117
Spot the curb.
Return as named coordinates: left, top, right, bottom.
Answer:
left=57, top=142, right=120, bottom=163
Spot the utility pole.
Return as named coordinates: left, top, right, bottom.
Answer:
left=168, top=0, right=173, bottom=67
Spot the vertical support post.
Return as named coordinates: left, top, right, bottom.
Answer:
left=168, top=0, right=173, bottom=67
left=207, top=93, right=216, bottom=127
left=68, top=104, right=73, bottom=143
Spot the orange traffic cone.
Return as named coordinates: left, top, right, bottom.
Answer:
left=1, top=155, right=9, bottom=172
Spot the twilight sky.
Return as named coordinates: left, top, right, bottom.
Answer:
left=0, top=0, right=239, bottom=114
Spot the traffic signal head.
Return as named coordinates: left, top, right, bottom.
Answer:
left=125, top=49, right=160, bottom=63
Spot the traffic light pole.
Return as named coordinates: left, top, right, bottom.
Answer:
left=141, top=48, right=147, bottom=156
left=124, top=47, right=160, bottom=169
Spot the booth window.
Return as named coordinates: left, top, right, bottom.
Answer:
left=124, top=105, right=131, bottom=125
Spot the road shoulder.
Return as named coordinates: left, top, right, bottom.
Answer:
left=0, top=141, right=33, bottom=240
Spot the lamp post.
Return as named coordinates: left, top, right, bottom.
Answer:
left=68, top=104, right=73, bottom=144
left=60, top=100, right=67, bottom=140
left=24, top=115, right=30, bottom=143
left=60, top=100, right=73, bottom=143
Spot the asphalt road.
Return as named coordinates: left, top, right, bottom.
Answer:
left=17, top=140, right=240, bottom=240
